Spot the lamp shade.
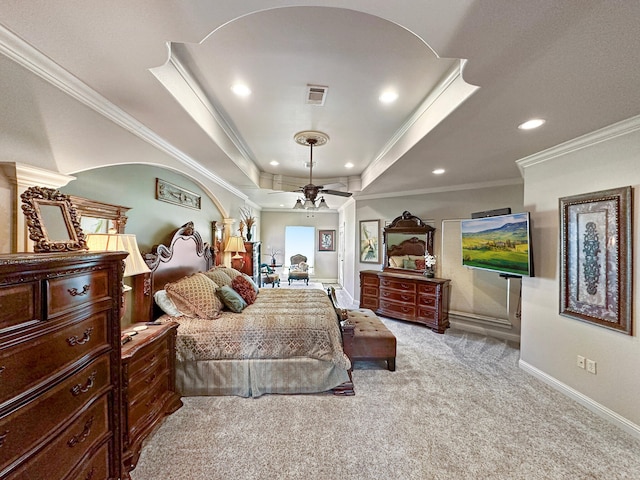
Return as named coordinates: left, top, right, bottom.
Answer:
left=85, top=233, right=151, bottom=277
left=293, top=199, right=304, bottom=209
left=224, top=236, right=246, bottom=258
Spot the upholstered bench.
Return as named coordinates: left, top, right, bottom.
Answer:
left=341, top=308, right=396, bottom=371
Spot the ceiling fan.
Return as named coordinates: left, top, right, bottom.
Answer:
left=292, top=131, right=352, bottom=210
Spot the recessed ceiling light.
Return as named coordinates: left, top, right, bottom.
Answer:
left=345, top=162, right=354, bottom=169
left=518, top=118, right=545, bottom=130
left=379, top=91, right=398, bottom=104
left=231, top=83, right=251, bottom=97
left=432, top=168, right=445, bottom=175
left=270, top=160, right=279, bottom=166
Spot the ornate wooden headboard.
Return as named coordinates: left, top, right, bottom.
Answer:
left=387, top=237, right=426, bottom=257
left=141, top=222, right=213, bottom=321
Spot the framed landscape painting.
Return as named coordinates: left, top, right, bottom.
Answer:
left=559, top=186, right=632, bottom=334
left=360, top=220, right=380, bottom=263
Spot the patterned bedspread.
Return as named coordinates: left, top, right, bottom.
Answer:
left=167, top=289, right=351, bottom=371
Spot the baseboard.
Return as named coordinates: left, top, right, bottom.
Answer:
left=449, top=319, right=521, bottom=344
left=519, top=360, right=640, bottom=441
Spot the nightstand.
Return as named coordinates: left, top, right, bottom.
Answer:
left=121, top=321, right=182, bottom=476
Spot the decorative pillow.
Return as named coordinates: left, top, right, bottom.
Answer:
left=415, top=259, right=426, bottom=270
left=203, top=268, right=233, bottom=287
left=242, top=273, right=260, bottom=294
left=389, top=255, right=408, bottom=267
left=231, top=275, right=257, bottom=305
left=154, top=289, right=183, bottom=317
left=403, top=258, right=417, bottom=269
left=217, top=267, right=242, bottom=280
left=298, top=261, right=308, bottom=272
left=408, top=255, right=424, bottom=262
left=165, top=273, right=223, bottom=319
left=217, top=285, right=247, bottom=313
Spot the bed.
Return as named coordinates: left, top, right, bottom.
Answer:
left=144, top=222, right=353, bottom=398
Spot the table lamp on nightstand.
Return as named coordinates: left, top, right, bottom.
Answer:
left=224, top=235, right=246, bottom=270
left=85, top=233, right=151, bottom=322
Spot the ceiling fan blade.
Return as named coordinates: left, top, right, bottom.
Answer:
left=321, top=189, right=353, bottom=197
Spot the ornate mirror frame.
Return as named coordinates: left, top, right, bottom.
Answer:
left=69, top=195, right=130, bottom=234
left=383, top=211, right=435, bottom=274
left=21, top=186, right=87, bottom=252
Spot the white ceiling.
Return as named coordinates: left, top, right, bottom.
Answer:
left=2, top=2, right=640, bottom=211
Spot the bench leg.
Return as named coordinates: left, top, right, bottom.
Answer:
left=387, top=357, right=396, bottom=372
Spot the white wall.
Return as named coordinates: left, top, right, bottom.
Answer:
left=260, top=210, right=339, bottom=282
left=519, top=116, right=640, bottom=434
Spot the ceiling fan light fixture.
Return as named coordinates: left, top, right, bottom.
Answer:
left=317, top=197, right=329, bottom=210
left=303, top=198, right=316, bottom=209
left=293, top=199, right=304, bottom=209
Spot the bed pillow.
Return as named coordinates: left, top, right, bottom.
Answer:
left=217, top=267, right=242, bottom=280
left=403, top=258, right=417, bottom=269
left=217, top=285, right=247, bottom=312
left=154, top=289, right=183, bottom=317
left=165, top=273, right=223, bottom=319
left=389, top=255, right=408, bottom=267
left=242, top=273, right=260, bottom=294
left=415, top=259, right=426, bottom=270
left=231, top=275, right=257, bottom=305
left=203, top=268, right=233, bottom=287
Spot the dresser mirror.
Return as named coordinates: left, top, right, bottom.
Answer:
left=383, top=211, right=434, bottom=274
left=21, top=186, right=87, bottom=252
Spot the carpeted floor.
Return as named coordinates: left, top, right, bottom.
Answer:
left=130, top=318, right=640, bottom=480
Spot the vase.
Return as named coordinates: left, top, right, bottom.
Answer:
left=246, top=229, right=252, bottom=241
left=424, top=268, right=435, bottom=278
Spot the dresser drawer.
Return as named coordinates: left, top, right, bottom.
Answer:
left=360, top=296, right=379, bottom=310
left=128, top=351, right=170, bottom=402
left=418, top=295, right=437, bottom=308
left=129, top=373, right=172, bottom=434
left=361, top=274, right=379, bottom=286
left=5, top=394, right=110, bottom=480
left=47, top=270, right=110, bottom=317
left=380, top=288, right=415, bottom=303
left=0, top=282, right=42, bottom=333
left=0, top=312, right=110, bottom=406
left=417, top=283, right=437, bottom=295
left=362, top=285, right=379, bottom=297
left=130, top=335, right=169, bottom=374
left=68, top=442, right=110, bottom=480
left=418, top=306, right=437, bottom=321
left=379, top=299, right=416, bottom=319
left=0, top=355, right=111, bottom=474
left=380, top=278, right=416, bottom=292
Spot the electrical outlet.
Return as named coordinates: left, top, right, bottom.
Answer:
left=586, top=359, right=597, bottom=374
left=576, top=355, right=585, bottom=369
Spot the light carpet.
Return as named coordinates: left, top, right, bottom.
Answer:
left=130, top=318, right=640, bottom=480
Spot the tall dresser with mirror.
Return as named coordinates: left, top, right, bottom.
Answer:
left=0, top=251, right=125, bottom=480
left=359, top=211, right=451, bottom=334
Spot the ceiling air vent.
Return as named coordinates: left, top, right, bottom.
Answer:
left=306, top=85, right=328, bottom=106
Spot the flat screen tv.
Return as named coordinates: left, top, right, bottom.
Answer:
left=461, top=212, right=534, bottom=277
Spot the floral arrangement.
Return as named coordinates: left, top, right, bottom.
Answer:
left=425, top=253, right=437, bottom=268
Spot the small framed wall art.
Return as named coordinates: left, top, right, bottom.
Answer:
left=318, top=229, right=336, bottom=251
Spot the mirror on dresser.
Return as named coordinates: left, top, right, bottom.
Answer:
left=383, top=211, right=434, bottom=275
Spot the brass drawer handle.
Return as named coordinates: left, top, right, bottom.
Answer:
left=0, top=366, right=5, bottom=375
left=0, top=430, right=8, bottom=447
left=145, top=373, right=157, bottom=385
left=67, top=327, right=93, bottom=346
left=71, top=371, right=97, bottom=396
left=401, top=295, right=412, bottom=301
left=145, top=394, right=159, bottom=408
left=84, top=467, right=96, bottom=480
left=68, top=284, right=91, bottom=296
left=67, top=416, right=94, bottom=448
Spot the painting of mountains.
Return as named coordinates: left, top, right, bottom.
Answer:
left=461, top=212, right=533, bottom=276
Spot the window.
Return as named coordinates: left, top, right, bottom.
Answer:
left=284, top=226, right=314, bottom=268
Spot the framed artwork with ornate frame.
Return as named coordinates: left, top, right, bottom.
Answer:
left=359, top=220, right=380, bottom=263
left=559, top=186, right=633, bottom=334
left=21, top=186, right=87, bottom=252
left=318, top=229, right=335, bottom=251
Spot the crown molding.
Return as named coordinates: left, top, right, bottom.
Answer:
left=0, top=24, right=247, bottom=200
left=516, top=114, right=640, bottom=173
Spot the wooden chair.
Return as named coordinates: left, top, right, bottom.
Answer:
left=260, top=263, right=280, bottom=287
left=288, top=254, right=309, bottom=285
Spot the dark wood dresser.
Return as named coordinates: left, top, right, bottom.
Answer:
left=0, top=251, right=126, bottom=480
left=360, top=270, right=451, bottom=333
left=121, top=321, right=182, bottom=476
